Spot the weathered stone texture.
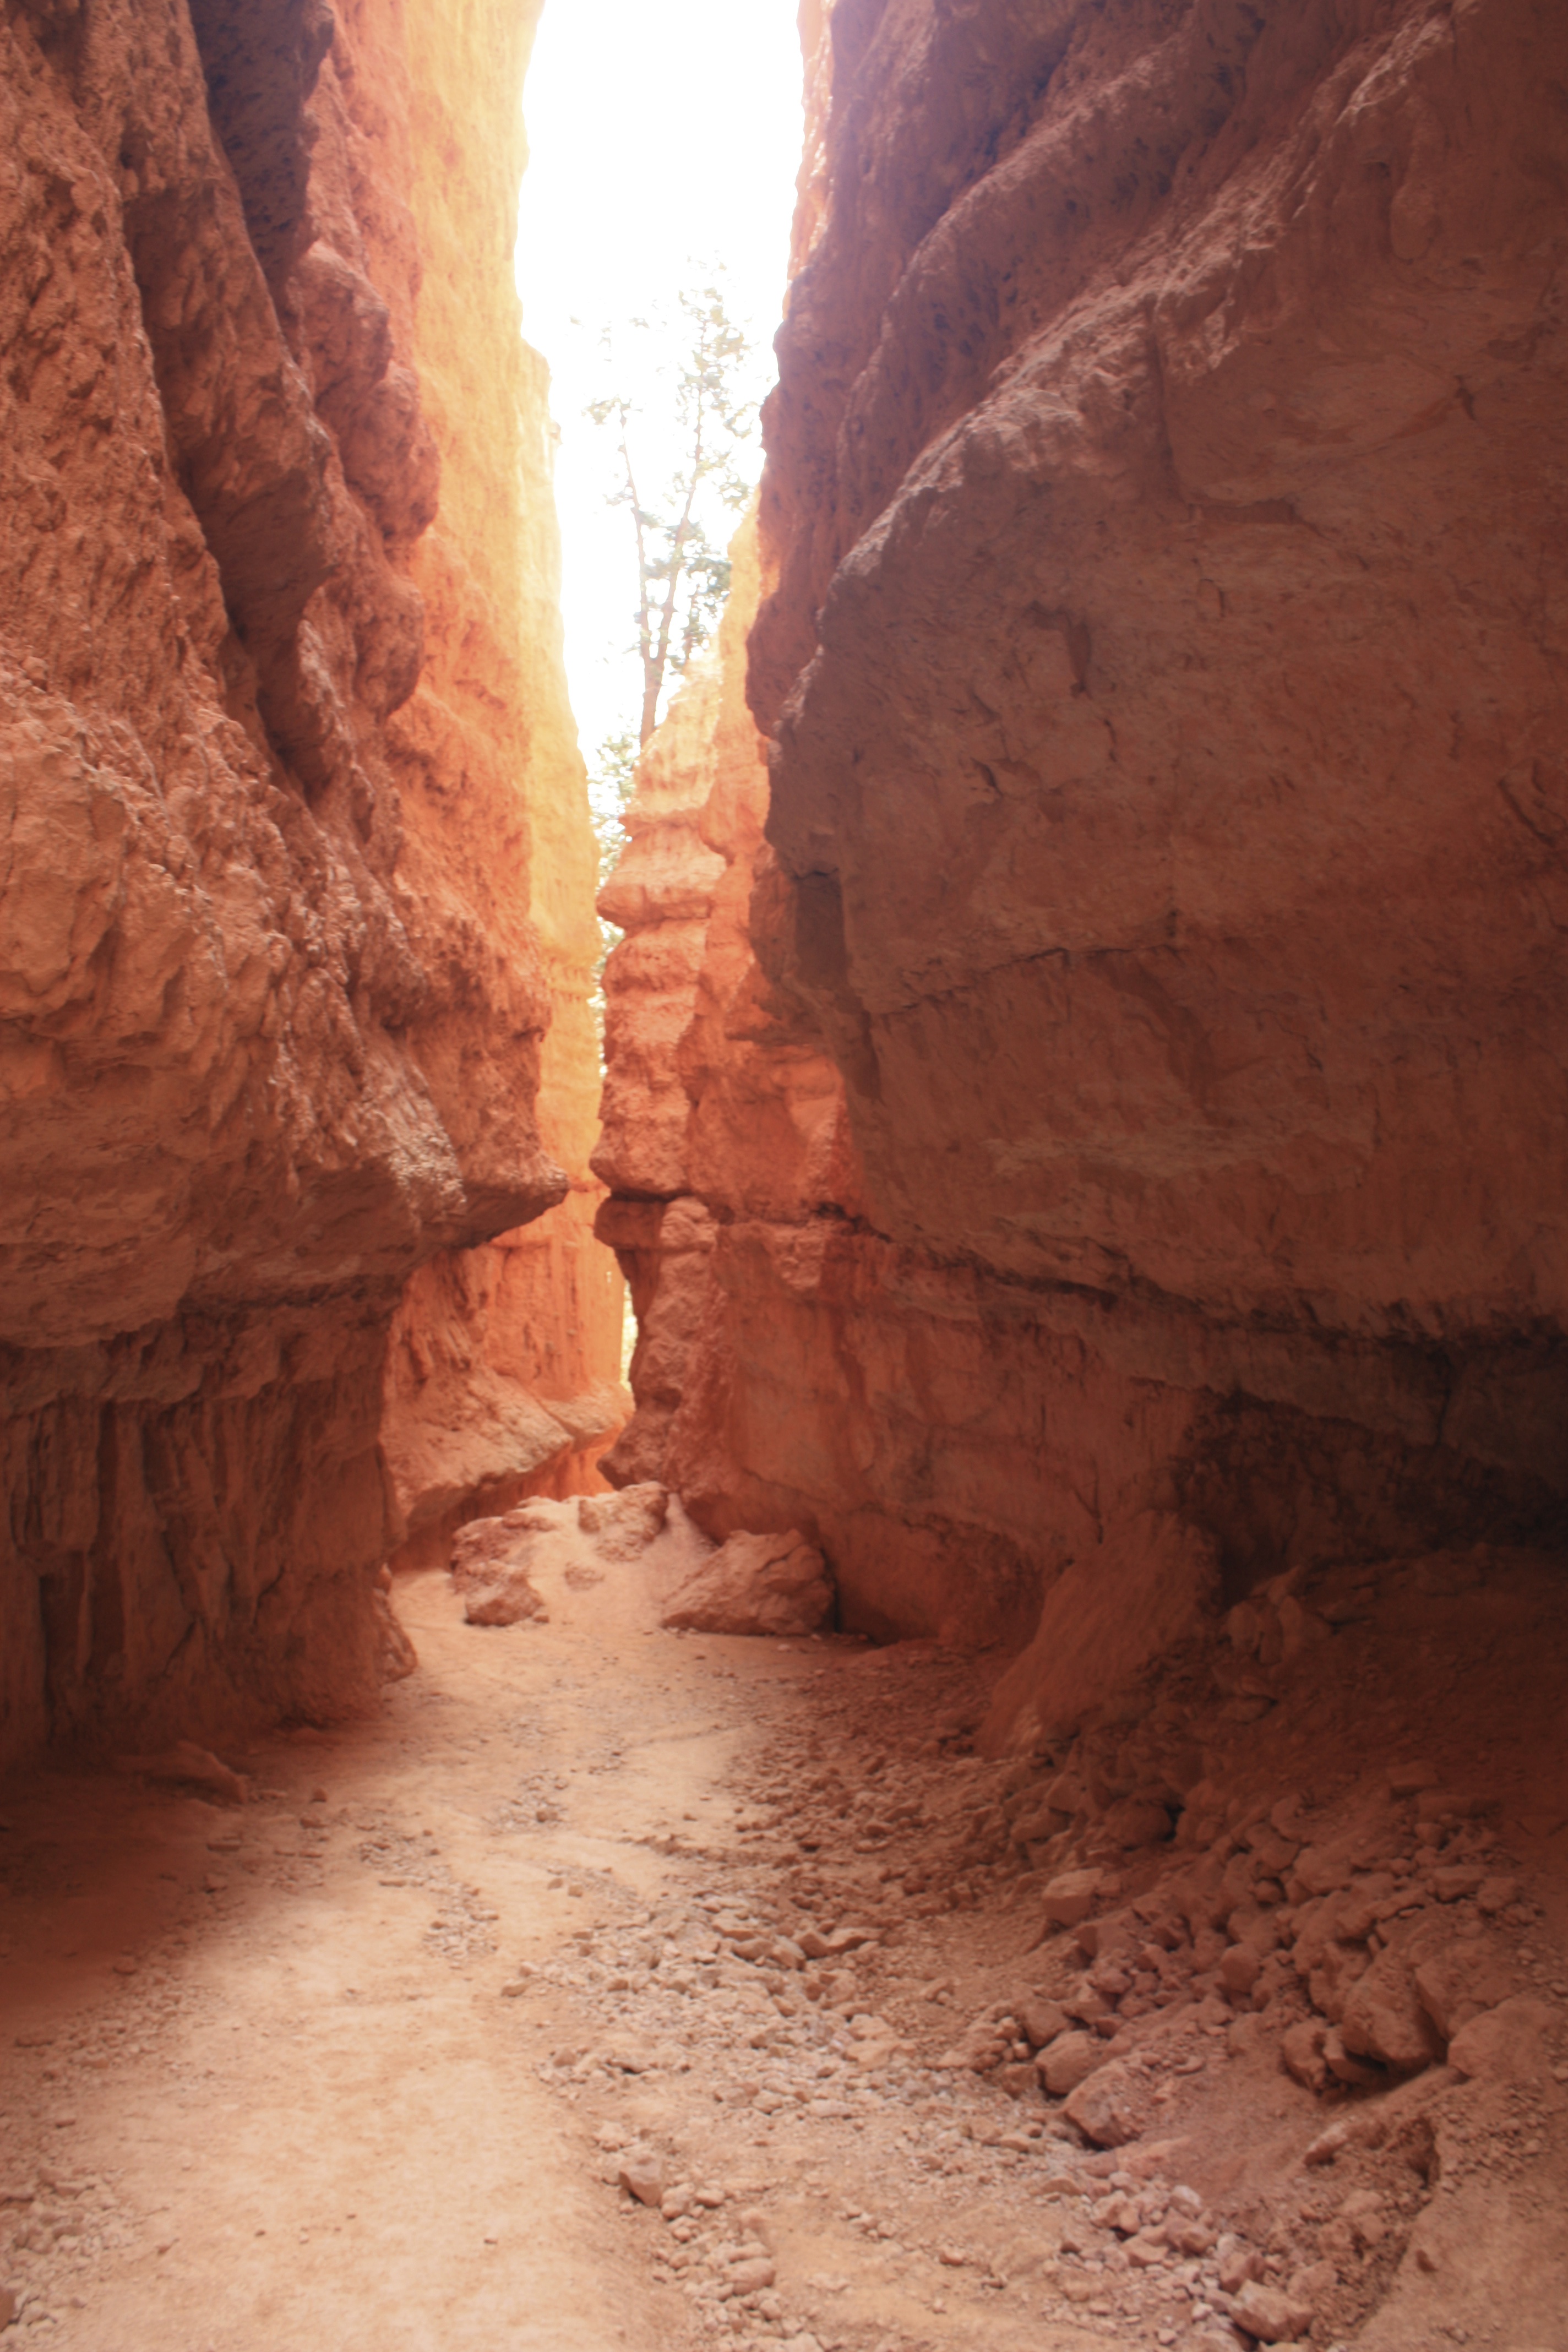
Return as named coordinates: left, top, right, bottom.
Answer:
left=370, top=0, right=627, bottom=1566
left=598, top=0, right=1568, bottom=1703
left=0, top=0, right=618, bottom=1762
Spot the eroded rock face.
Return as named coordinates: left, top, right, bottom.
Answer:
left=658, top=1529, right=834, bottom=1639
left=377, top=0, right=627, bottom=1564
left=379, top=1234, right=625, bottom=1575
left=0, top=0, right=617, bottom=1761
left=448, top=1483, right=721, bottom=1627
left=598, top=0, right=1568, bottom=1709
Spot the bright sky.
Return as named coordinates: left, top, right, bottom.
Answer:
left=516, top=0, right=804, bottom=771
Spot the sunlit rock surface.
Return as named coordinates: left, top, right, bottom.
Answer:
left=0, top=0, right=619, bottom=1762
left=371, top=0, right=625, bottom=1570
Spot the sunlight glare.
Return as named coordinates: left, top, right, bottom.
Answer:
left=516, top=0, right=804, bottom=761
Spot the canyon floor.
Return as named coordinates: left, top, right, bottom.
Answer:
left=1, top=1541, right=1566, bottom=2352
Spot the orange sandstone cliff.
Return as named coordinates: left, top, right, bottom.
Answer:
left=373, top=0, right=625, bottom=1569
left=0, top=0, right=619, bottom=1765
left=596, top=0, right=1568, bottom=1725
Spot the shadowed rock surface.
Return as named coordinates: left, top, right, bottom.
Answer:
left=0, top=0, right=620, bottom=1765
left=597, top=0, right=1568, bottom=1730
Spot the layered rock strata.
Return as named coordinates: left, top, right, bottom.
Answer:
left=598, top=0, right=1568, bottom=1705
left=592, top=644, right=727, bottom=1498
left=0, top=0, right=618, bottom=1763
left=594, top=522, right=874, bottom=1571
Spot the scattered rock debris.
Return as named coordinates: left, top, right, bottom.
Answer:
left=1, top=1538, right=1564, bottom=2348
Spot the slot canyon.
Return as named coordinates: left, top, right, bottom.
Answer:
left=1, top=0, right=1565, bottom=2345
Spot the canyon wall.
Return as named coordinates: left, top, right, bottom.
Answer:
left=373, top=0, right=625, bottom=1571
left=598, top=0, right=1568, bottom=1724
left=0, top=0, right=619, bottom=1765
left=595, top=521, right=861, bottom=1502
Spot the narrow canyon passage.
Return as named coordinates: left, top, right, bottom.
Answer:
left=4, top=0, right=1568, bottom=2346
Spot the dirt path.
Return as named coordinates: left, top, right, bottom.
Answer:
left=3, top=1538, right=1566, bottom=2352
left=0, top=1541, right=1049, bottom=2352
left=2, top=1554, right=715, bottom=2352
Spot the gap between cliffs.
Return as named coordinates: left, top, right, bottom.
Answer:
left=2, top=0, right=1567, bottom=2346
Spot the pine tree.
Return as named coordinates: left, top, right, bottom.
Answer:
left=587, top=284, right=755, bottom=747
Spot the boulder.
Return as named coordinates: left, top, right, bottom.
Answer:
left=1322, top=2028, right=1382, bottom=2088
left=576, top=1482, right=669, bottom=1559
left=617, top=2149, right=666, bottom=2207
left=658, top=1529, right=833, bottom=1636
left=1063, top=2057, right=1148, bottom=2147
left=1220, top=1943, right=1262, bottom=1998
left=1216, top=2236, right=1264, bottom=2294
left=1037, top=2030, right=1104, bottom=2097
left=1446, top=1995, right=1556, bottom=2083
left=938, top=2020, right=1010, bottom=2073
left=1018, top=1996, right=1071, bottom=2048
left=1339, top=1951, right=1442, bottom=2075
left=450, top=1509, right=552, bottom=1625
left=599, top=2033, right=660, bottom=2075
left=1042, top=1869, right=1108, bottom=1928
left=1102, top=1796, right=1173, bottom=1849
left=1280, top=2018, right=1329, bottom=2093
left=1231, top=2280, right=1315, bottom=2343
left=1413, top=1939, right=1516, bottom=2042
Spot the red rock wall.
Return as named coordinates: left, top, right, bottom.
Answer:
left=372, top=0, right=626, bottom=1567
left=598, top=0, right=1568, bottom=1707
left=593, top=649, right=729, bottom=1489
left=594, top=521, right=863, bottom=1506
left=0, top=0, right=619, bottom=1764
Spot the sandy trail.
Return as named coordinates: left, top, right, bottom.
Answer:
left=4, top=1544, right=1016, bottom=2352
left=0, top=1554, right=772, bottom=2352
left=3, top=1538, right=1566, bottom=2352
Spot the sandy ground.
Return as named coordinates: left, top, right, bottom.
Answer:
left=2, top=1539, right=1566, bottom=2352
left=2, top=1554, right=708, bottom=2351
left=0, top=1553, right=1004, bottom=2352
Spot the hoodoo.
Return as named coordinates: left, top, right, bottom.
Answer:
left=0, top=0, right=620, bottom=1766
left=597, top=0, right=1568, bottom=1738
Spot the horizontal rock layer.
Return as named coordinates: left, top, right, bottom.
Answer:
left=597, top=0, right=1568, bottom=1709
left=1, top=0, right=619, bottom=1762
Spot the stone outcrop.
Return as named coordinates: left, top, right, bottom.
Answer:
left=447, top=1480, right=720, bottom=1629
left=596, top=0, right=1568, bottom=1716
left=445, top=1478, right=830, bottom=1640
left=594, top=516, right=861, bottom=1510
left=449, top=1506, right=553, bottom=1628
left=593, top=516, right=876, bottom=1592
left=379, top=1231, right=624, bottom=1576
left=658, top=1529, right=834, bottom=1639
left=593, top=654, right=728, bottom=1488
left=0, top=0, right=619, bottom=1764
